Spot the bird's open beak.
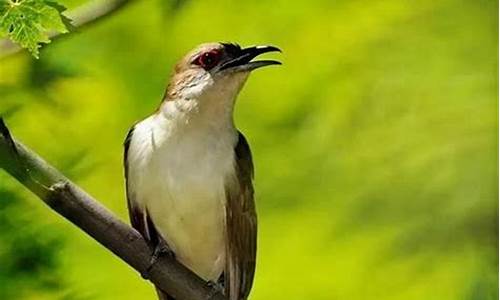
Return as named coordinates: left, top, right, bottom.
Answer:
left=219, top=45, right=282, bottom=72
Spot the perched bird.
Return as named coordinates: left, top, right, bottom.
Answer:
left=124, top=42, right=281, bottom=300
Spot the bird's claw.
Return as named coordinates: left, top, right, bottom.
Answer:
left=141, top=241, right=175, bottom=279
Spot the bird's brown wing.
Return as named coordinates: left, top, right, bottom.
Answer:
left=224, top=132, right=257, bottom=300
left=124, top=126, right=173, bottom=300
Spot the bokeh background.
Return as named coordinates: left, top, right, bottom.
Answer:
left=0, top=0, right=498, bottom=299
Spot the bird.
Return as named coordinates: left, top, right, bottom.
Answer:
left=123, top=42, right=281, bottom=300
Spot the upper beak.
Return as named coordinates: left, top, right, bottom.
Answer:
left=219, top=45, right=282, bottom=72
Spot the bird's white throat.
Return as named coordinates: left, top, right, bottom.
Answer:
left=160, top=71, right=249, bottom=127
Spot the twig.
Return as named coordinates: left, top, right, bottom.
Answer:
left=0, top=0, right=133, bottom=59
left=0, top=118, right=226, bottom=300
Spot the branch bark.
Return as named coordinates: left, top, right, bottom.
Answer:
left=0, top=0, right=134, bottom=59
left=0, top=118, right=226, bottom=300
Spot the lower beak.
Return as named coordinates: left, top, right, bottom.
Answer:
left=219, top=45, right=282, bottom=72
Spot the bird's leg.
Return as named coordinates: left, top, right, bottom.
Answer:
left=141, top=239, right=175, bottom=279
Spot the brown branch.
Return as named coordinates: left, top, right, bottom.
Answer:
left=0, top=118, right=226, bottom=300
left=0, top=0, right=134, bottom=59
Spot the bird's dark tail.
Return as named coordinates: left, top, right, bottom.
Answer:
left=156, top=286, right=175, bottom=300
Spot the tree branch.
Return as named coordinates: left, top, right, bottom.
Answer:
left=0, top=0, right=134, bottom=59
left=0, top=118, right=226, bottom=300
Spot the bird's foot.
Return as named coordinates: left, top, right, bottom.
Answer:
left=206, top=279, right=225, bottom=299
left=141, top=240, right=175, bottom=279
left=151, top=239, right=176, bottom=262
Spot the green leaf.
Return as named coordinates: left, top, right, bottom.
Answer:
left=0, top=0, right=71, bottom=58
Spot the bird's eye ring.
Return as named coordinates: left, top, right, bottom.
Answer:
left=194, top=50, right=221, bottom=70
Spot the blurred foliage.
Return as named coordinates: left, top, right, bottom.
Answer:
left=0, top=184, right=63, bottom=299
left=0, top=0, right=497, bottom=299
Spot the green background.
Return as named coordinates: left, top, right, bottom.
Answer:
left=0, top=0, right=498, bottom=299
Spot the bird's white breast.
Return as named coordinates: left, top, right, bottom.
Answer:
left=127, top=112, right=238, bottom=281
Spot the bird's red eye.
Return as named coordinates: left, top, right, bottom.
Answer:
left=195, top=50, right=221, bottom=70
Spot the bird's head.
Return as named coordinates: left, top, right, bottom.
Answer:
left=164, top=42, right=281, bottom=104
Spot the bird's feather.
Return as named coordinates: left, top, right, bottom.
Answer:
left=224, top=132, right=257, bottom=300
left=125, top=125, right=256, bottom=300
